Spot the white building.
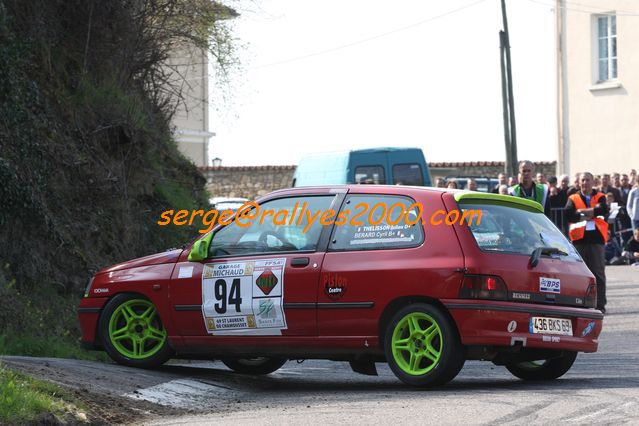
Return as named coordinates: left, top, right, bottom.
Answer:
left=557, top=0, right=639, bottom=175
left=165, top=44, right=214, bottom=167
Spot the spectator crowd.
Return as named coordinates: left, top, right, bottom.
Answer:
left=435, top=162, right=639, bottom=267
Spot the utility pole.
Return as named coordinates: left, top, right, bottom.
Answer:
left=499, top=31, right=512, bottom=177
left=499, top=0, right=518, bottom=177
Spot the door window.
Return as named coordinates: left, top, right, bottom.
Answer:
left=209, top=196, right=335, bottom=257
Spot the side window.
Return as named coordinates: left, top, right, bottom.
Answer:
left=355, top=165, right=385, bottom=184
left=209, top=195, right=335, bottom=257
left=392, top=164, right=423, bottom=186
left=329, top=195, right=424, bottom=251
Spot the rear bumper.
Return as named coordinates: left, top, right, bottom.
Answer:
left=78, top=297, right=109, bottom=347
left=442, top=299, right=603, bottom=353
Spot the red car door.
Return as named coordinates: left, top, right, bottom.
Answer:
left=169, top=252, right=325, bottom=336
left=318, top=192, right=424, bottom=338
left=169, top=193, right=339, bottom=337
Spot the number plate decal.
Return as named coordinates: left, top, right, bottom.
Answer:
left=529, top=316, right=573, bottom=336
left=201, top=258, right=288, bottom=335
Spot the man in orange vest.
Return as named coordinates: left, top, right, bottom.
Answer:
left=565, top=172, right=609, bottom=313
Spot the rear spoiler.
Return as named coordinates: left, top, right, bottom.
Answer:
left=453, top=191, right=544, bottom=213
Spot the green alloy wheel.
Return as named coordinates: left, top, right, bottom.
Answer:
left=391, top=312, right=442, bottom=375
left=384, top=303, right=465, bottom=387
left=99, top=294, right=173, bottom=368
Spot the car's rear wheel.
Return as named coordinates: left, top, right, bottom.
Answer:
left=505, top=351, right=577, bottom=381
left=221, top=357, right=287, bottom=375
left=384, top=303, right=465, bottom=387
left=99, top=293, right=173, bottom=368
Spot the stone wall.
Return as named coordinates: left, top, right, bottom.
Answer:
left=200, top=161, right=558, bottom=199
left=428, top=161, right=557, bottom=179
left=202, top=165, right=296, bottom=200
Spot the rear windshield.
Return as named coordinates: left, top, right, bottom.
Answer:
left=459, top=201, right=580, bottom=261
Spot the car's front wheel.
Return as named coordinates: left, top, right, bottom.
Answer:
left=384, top=303, right=465, bottom=387
left=99, top=293, right=173, bottom=368
left=505, top=351, right=577, bottom=381
left=221, top=357, right=287, bottom=375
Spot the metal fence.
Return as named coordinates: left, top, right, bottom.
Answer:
left=550, top=207, right=568, bottom=237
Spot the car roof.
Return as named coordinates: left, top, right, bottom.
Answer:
left=210, top=197, right=249, bottom=203
left=259, top=185, right=544, bottom=213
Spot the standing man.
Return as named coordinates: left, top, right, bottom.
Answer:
left=567, top=173, right=581, bottom=195
left=536, top=172, right=547, bottom=185
left=600, top=173, right=622, bottom=204
left=628, top=181, right=639, bottom=230
left=492, top=173, right=507, bottom=193
left=509, top=160, right=550, bottom=216
left=565, top=172, right=609, bottom=313
left=612, top=173, right=622, bottom=190
left=620, top=174, right=632, bottom=205
left=558, top=174, right=570, bottom=194
left=434, top=177, right=447, bottom=188
left=466, top=178, right=478, bottom=191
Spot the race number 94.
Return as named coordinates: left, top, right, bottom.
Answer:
left=214, top=278, right=243, bottom=314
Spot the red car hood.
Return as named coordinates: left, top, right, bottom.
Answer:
left=97, top=249, right=184, bottom=274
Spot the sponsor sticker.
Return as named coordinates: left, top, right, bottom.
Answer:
left=539, top=277, right=561, bottom=294
left=581, top=321, right=596, bottom=337
left=323, top=272, right=347, bottom=300
left=201, top=258, right=287, bottom=335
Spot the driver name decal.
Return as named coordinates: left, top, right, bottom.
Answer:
left=201, top=258, right=287, bottom=335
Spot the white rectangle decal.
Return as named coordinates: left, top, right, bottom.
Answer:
left=178, top=266, right=194, bottom=279
left=201, top=258, right=287, bottom=335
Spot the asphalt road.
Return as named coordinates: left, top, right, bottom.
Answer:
left=3, top=265, right=638, bottom=425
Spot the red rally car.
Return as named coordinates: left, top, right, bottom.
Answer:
left=78, top=186, right=603, bottom=387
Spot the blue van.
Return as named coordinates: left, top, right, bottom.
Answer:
left=292, top=147, right=432, bottom=187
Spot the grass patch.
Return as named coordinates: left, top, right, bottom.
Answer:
left=0, top=281, right=110, bottom=362
left=0, top=363, right=86, bottom=424
left=0, top=334, right=109, bottom=362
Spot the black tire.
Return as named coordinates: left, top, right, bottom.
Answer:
left=221, top=357, right=287, bottom=375
left=384, top=303, right=465, bottom=387
left=98, top=293, right=173, bottom=368
left=505, top=351, right=577, bottom=381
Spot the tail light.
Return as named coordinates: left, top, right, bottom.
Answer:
left=584, top=283, right=597, bottom=308
left=459, top=275, right=508, bottom=301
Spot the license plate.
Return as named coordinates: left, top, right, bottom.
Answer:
left=529, top=317, right=573, bottom=336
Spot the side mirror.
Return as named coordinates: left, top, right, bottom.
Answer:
left=188, top=238, right=209, bottom=262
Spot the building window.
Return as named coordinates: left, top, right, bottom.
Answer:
left=597, top=14, right=617, bottom=82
